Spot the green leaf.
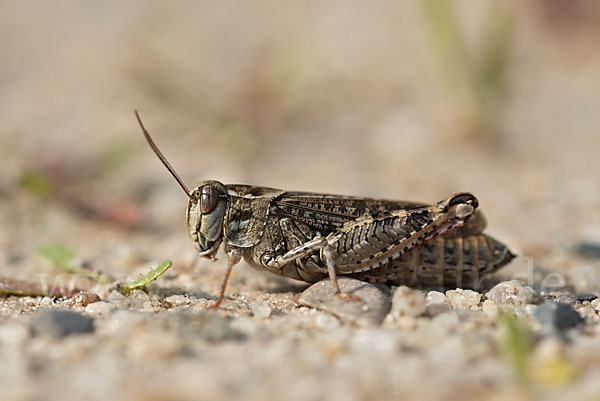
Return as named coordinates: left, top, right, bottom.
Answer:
left=36, top=243, right=112, bottom=284
left=19, top=170, right=55, bottom=197
left=36, top=243, right=75, bottom=269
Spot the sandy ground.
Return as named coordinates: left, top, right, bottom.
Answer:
left=1, top=1, right=600, bottom=400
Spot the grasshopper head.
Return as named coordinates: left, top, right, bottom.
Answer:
left=134, top=111, right=229, bottom=259
left=187, top=181, right=229, bottom=258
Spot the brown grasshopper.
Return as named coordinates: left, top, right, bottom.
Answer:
left=135, top=111, right=515, bottom=307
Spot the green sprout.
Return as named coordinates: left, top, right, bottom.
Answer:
left=498, top=308, right=532, bottom=383
left=19, top=170, right=55, bottom=197
left=121, top=260, right=172, bottom=294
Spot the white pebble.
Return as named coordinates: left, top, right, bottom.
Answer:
left=85, top=301, right=114, bottom=317
left=481, top=300, right=498, bottom=319
left=578, top=306, right=599, bottom=322
left=250, top=300, right=272, bottom=318
left=0, top=322, right=29, bottom=348
left=446, top=289, right=481, bottom=310
left=39, top=297, right=54, bottom=307
left=426, top=291, right=448, bottom=305
left=164, top=295, right=189, bottom=306
left=391, top=286, right=427, bottom=318
left=485, top=280, right=538, bottom=305
left=315, top=313, right=341, bottom=330
left=426, top=291, right=451, bottom=316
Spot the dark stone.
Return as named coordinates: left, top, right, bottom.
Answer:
left=151, top=311, right=243, bottom=342
left=576, top=293, right=598, bottom=302
left=533, top=302, right=582, bottom=331
left=570, top=265, right=600, bottom=294
left=31, top=310, right=94, bottom=338
left=573, top=242, right=600, bottom=259
left=549, top=293, right=579, bottom=307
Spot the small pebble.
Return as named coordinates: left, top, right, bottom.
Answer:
left=544, top=292, right=580, bottom=307
left=426, top=291, right=451, bottom=316
left=315, top=313, right=341, bottom=330
left=534, top=302, right=582, bottom=332
left=427, top=303, right=452, bottom=316
left=432, top=310, right=461, bottom=331
left=0, top=322, right=29, bottom=348
left=426, top=291, right=447, bottom=304
left=533, top=337, right=565, bottom=362
left=570, top=265, right=600, bottom=294
left=485, top=280, right=538, bottom=305
left=152, top=311, right=241, bottom=342
left=296, top=278, right=390, bottom=326
left=84, top=301, right=114, bottom=317
left=250, top=300, right=272, bottom=318
left=481, top=300, right=498, bottom=319
left=515, top=304, right=537, bottom=320
left=30, top=310, right=94, bottom=338
left=129, top=289, right=150, bottom=301
left=164, top=295, right=189, bottom=306
left=103, top=309, right=144, bottom=337
left=230, top=317, right=258, bottom=337
left=107, top=290, right=147, bottom=310
left=576, top=293, right=597, bottom=302
left=591, top=299, right=600, bottom=311
left=160, top=300, right=173, bottom=309
left=108, top=290, right=127, bottom=302
left=391, top=286, right=427, bottom=318
left=573, top=242, right=600, bottom=259
left=39, top=297, right=54, bottom=307
left=348, top=328, right=397, bottom=354
left=188, top=312, right=241, bottom=342
left=391, top=315, right=419, bottom=330
left=446, top=289, right=481, bottom=310
left=71, top=291, right=101, bottom=307
left=577, top=307, right=598, bottom=322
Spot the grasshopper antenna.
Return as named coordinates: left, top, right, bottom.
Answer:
left=134, top=110, right=191, bottom=197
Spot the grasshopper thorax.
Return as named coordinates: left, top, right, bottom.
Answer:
left=187, top=180, right=229, bottom=258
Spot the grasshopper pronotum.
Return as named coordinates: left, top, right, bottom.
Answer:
left=135, top=111, right=514, bottom=307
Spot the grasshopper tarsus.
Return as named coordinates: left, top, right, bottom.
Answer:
left=336, top=292, right=363, bottom=303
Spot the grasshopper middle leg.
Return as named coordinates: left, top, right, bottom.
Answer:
left=211, top=235, right=361, bottom=307
left=263, top=236, right=361, bottom=301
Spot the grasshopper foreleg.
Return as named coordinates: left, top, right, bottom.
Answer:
left=210, top=247, right=242, bottom=308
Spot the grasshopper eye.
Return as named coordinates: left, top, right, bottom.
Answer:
left=200, top=185, right=219, bottom=214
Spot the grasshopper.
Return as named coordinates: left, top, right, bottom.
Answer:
left=135, top=111, right=514, bottom=307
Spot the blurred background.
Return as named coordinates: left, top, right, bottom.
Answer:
left=3, top=0, right=600, bottom=280
left=2, top=1, right=600, bottom=400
